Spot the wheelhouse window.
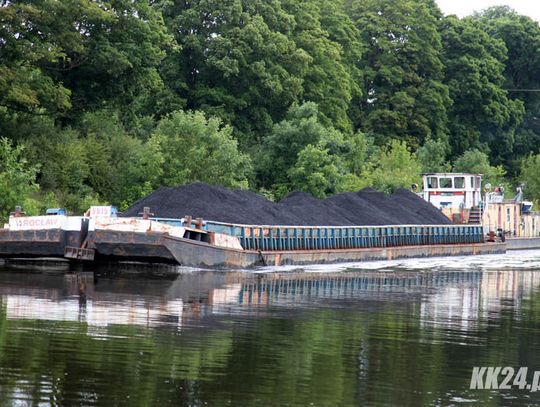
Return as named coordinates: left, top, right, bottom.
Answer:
left=427, top=177, right=438, bottom=189
left=475, top=177, right=481, bottom=189
left=454, top=177, right=465, bottom=189
left=440, top=178, right=453, bottom=188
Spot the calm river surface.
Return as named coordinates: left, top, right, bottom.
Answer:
left=1, top=251, right=540, bottom=406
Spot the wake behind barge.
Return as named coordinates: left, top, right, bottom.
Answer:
left=0, top=207, right=505, bottom=268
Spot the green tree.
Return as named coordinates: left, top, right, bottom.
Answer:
left=363, top=140, right=422, bottom=193
left=473, top=7, right=540, bottom=172
left=0, top=0, right=173, bottom=121
left=346, top=0, right=451, bottom=147
left=17, top=110, right=164, bottom=212
left=151, top=110, right=252, bottom=189
left=440, top=15, right=524, bottom=161
left=51, top=0, right=173, bottom=120
left=5, top=0, right=540, bottom=209
left=0, top=138, right=39, bottom=222
left=26, top=128, right=102, bottom=213
left=0, top=2, right=72, bottom=115
left=317, top=0, right=364, bottom=112
left=520, top=154, right=540, bottom=204
left=162, top=0, right=309, bottom=145
left=452, top=149, right=506, bottom=188
left=79, top=111, right=164, bottom=210
left=105, top=136, right=164, bottom=211
left=258, top=102, right=351, bottom=195
left=416, top=138, right=450, bottom=173
left=282, top=0, right=357, bottom=132
left=288, top=145, right=345, bottom=198
left=341, top=131, right=378, bottom=177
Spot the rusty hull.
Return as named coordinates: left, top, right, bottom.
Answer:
left=0, top=229, right=68, bottom=257
left=88, top=229, right=506, bottom=269
left=164, top=235, right=262, bottom=268
left=88, top=230, right=262, bottom=267
left=87, top=230, right=176, bottom=262
left=260, top=242, right=506, bottom=267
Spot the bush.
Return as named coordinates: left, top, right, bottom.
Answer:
left=151, top=110, right=252, bottom=189
left=0, top=138, right=39, bottom=222
left=363, top=140, right=422, bottom=193
left=520, top=154, right=540, bottom=204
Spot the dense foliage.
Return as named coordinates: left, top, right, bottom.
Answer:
left=1, top=0, right=540, bottom=216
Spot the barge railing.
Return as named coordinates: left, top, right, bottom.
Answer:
left=150, top=218, right=484, bottom=251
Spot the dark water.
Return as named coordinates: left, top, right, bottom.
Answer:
left=1, top=252, right=540, bottom=406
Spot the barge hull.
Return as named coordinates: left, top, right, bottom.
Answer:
left=0, top=229, right=67, bottom=257
left=506, top=237, right=540, bottom=250
left=87, top=230, right=262, bottom=267
left=88, top=230, right=505, bottom=268
left=0, top=217, right=88, bottom=259
left=261, top=242, right=506, bottom=266
left=87, top=231, right=176, bottom=263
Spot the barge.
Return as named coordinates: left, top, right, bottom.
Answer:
left=0, top=206, right=505, bottom=269
left=83, top=217, right=504, bottom=268
left=0, top=214, right=88, bottom=258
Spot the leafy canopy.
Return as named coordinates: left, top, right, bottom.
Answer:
left=151, top=110, right=252, bottom=189
left=441, top=15, right=524, bottom=162
left=347, top=0, right=451, bottom=147
left=452, top=149, right=506, bottom=188
left=363, top=140, right=422, bottom=193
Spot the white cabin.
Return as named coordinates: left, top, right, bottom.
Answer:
left=422, top=173, right=482, bottom=210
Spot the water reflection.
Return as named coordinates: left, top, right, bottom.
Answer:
left=0, top=252, right=539, bottom=406
left=420, top=270, right=540, bottom=333
left=1, top=273, right=185, bottom=330
left=1, top=264, right=540, bottom=333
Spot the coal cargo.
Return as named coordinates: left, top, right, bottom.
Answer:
left=122, top=182, right=452, bottom=226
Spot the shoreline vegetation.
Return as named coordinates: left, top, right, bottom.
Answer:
left=1, top=1, right=540, bottom=222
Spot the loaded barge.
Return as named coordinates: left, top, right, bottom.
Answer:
left=0, top=206, right=505, bottom=268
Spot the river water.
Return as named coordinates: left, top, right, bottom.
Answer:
left=1, top=251, right=540, bottom=406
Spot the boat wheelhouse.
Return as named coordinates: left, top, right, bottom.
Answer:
left=422, top=173, right=482, bottom=211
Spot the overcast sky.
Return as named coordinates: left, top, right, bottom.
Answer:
left=436, top=0, right=540, bottom=21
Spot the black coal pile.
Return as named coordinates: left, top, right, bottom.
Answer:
left=123, top=183, right=303, bottom=225
left=325, top=188, right=403, bottom=225
left=389, top=188, right=452, bottom=225
left=277, top=191, right=357, bottom=226
left=123, top=182, right=451, bottom=226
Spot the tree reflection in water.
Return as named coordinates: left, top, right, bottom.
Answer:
left=0, top=254, right=539, bottom=406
